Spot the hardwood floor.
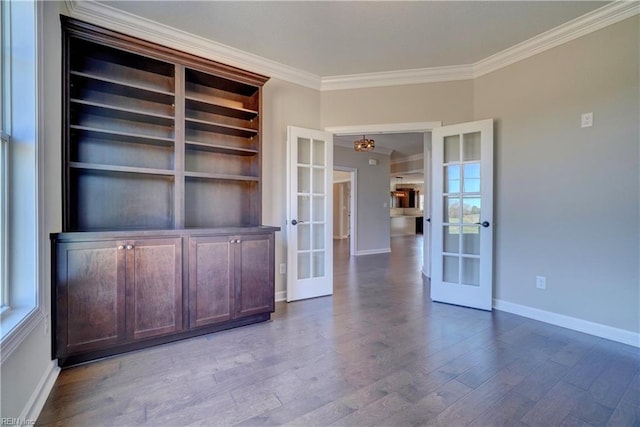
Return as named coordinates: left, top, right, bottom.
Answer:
left=37, top=235, right=640, bottom=426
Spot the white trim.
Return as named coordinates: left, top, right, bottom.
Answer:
left=321, top=64, right=473, bottom=91
left=65, top=0, right=321, bottom=90
left=0, top=308, right=43, bottom=361
left=19, top=360, right=60, bottom=425
left=474, top=1, right=640, bottom=78
left=275, top=291, right=286, bottom=302
left=493, top=299, right=640, bottom=348
left=0, top=0, right=46, bottom=356
left=326, top=122, right=442, bottom=135
left=355, top=248, right=391, bottom=256
left=332, top=166, right=357, bottom=257
left=65, top=1, right=639, bottom=91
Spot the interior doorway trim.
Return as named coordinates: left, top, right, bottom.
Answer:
left=333, top=167, right=357, bottom=256
left=326, top=121, right=442, bottom=274
left=325, top=121, right=441, bottom=135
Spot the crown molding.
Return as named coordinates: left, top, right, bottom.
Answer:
left=321, top=65, right=474, bottom=91
left=472, top=0, right=640, bottom=78
left=66, top=0, right=638, bottom=92
left=65, top=0, right=321, bottom=90
left=321, top=0, right=639, bottom=90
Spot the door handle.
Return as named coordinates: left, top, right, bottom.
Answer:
left=475, top=221, right=490, bottom=228
left=291, top=219, right=304, bottom=226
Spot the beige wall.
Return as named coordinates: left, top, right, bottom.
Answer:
left=261, top=78, right=322, bottom=296
left=321, top=80, right=474, bottom=127
left=474, top=16, right=640, bottom=332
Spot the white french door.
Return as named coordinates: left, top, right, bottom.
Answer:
left=430, top=119, right=494, bottom=310
left=286, top=126, right=334, bottom=302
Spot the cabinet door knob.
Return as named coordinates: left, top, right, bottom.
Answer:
left=126, top=245, right=134, bottom=250
left=117, top=245, right=125, bottom=250
left=236, top=239, right=241, bottom=243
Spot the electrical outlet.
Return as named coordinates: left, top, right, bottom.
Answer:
left=280, top=263, right=286, bottom=275
left=536, top=276, right=546, bottom=290
left=581, top=112, right=593, bottom=128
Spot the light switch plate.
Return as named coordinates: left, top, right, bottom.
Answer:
left=581, top=112, right=593, bottom=128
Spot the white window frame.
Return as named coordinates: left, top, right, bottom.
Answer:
left=0, top=0, right=11, bottom=316
left=0, top=0, right=44, bottom=360
left=0, top=131, right=8, bottom=315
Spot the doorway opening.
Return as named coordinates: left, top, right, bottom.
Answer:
left=333, top=167, right=356, bottom=257
left=325, top=122, right=440, bottom=278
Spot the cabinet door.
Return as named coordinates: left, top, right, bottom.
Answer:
left=235, top=234, right=274, bottom=318
left=188, top=236, right=233, bottom=328
left=126, top=238, right=183, bottom=340
left=55, top=241, right=126, bottom=356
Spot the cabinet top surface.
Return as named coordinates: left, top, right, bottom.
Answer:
left=52, top=226, right=281, bottom=241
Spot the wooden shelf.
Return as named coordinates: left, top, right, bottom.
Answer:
left=63, top=17, right=267, bottom=232
left=184, top=171, right=259, bottom=182
left=71, top=99, right=175, bottom=127
left=71, top=71, right=175, bottom=103
left=70, top=125, right=175, bottom=147
left=186, top=68, right=259, bottom=97
left=185, top=140, right=257, bottom=156
left=185, top=96, right=257, bottom=121
left=185, top=118, right=257, bottom=139
left=70, top=161, right=174, bottom=177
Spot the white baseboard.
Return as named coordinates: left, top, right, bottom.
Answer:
left=19, top=360, right=60, bottom=424
left=493, top=299, right=640, bottom=348
left=355, top=248, right=391, bottom=256
left=275, top=291, right=286, bottom=302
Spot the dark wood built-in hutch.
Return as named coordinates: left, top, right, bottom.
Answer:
left=52, top=17, right=278, bottom=367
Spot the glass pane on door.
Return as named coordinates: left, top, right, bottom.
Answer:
left=463, top=163, right=480, bottom=192
left=444, top=135, right=460, bottom=163
left=461, top=257, right=480, bottom=286
left=442, top=132, right=484, bottom=286
left=300, top=137, right=328, bottom=280
left=298, top=196, right=310, bottom=222
left=298, top=253, right=310, bottom=279
left=463, top=132, right=481, bottom=161
left=298, top=137, right=311, bottom=164
left=312, top=139, right=325, bottom=165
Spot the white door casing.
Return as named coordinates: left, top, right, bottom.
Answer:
left=430, top=119, right=494, bottom=310
left=286, top=126, right=334, bottom=302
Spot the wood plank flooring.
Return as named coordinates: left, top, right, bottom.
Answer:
left=37, top=235, right=640, bottom=426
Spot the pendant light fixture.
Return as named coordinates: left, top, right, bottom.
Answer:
left=354, top=135, right=375, bottom=152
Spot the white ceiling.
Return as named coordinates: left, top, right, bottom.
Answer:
left=99, top=1, right=608, bottom=77
left=90, top=0, right=615, bottom=180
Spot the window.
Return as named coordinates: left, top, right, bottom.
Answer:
left=0, top=0, right=10, bottom=314
left=0, top=130, right=7, bottom=315
left=0, top=0, right=40, bottom=352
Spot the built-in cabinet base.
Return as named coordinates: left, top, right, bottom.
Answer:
left=52, top=227, right=278, bottom=367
